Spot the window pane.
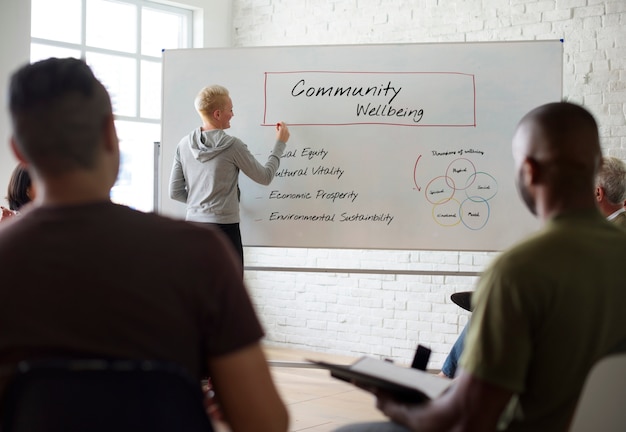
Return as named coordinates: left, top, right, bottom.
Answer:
left=31, top=0, right=82, bottom=44
left=140, top=60, right=161, bottom=119
left=30, top=43, right=82, bottom=63
left=86, top=0, right=137, bottom=53
left=141, top=7, right=189, bottom=56
left=30, top=0, right=192, bottom=212
left=87, top=52, right=137, bottom=117
left=111, top=121, right=160, bottom=213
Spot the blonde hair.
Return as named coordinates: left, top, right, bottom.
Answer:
left=194, top=85, right=229, bottom=116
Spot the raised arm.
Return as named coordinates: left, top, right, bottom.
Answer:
left=234, top=122, right=290, bottom=186
left=208, top=342, right=289, bottom=432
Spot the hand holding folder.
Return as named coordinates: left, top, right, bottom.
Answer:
left=308, top=345, right=452, bottom=403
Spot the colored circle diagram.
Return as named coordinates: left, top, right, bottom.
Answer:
left=420, top=157, right=498, bottom=230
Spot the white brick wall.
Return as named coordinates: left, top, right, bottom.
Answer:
left=233, top=0, right=626, bottom=368
left=244, top=248, right=481, bottom=367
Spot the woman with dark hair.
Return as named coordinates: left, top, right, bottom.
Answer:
left=1, top=164, right=35, bottom=221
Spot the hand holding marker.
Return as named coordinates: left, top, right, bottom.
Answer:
left=276, top=121, right=290, bottom=143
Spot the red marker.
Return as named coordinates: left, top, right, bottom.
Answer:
left=276, top=122, right=281, bottom=130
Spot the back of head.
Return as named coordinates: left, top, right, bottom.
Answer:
left=6, top=164, right=32, bottom=211
left=194, top=84, right=229, bottom=117
left=9, top=57, right=113, bottom=176
left=513, top=102, right=602, bottom=199
left=596, top=156, right=626, bottom=205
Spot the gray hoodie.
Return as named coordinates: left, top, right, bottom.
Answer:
left=169, top=128, right=286, bottom=223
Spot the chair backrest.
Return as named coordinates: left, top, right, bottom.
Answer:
left=569, top=353, right=626, bottom=432
left=1, top=358, right=214, bottom=432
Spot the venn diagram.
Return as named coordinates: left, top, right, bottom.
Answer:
left=424, top=158, right=498, bottom=230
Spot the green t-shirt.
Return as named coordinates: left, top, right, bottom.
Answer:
left=460, top=209, right=626, bottom=432
left=609, top=210, right=626, bottom=230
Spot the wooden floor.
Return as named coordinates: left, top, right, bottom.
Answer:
left=267, top=346, right=388, bottom=431
left=214, top=345, right=388, bottom=431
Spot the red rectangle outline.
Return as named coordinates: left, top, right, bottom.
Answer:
left=262, top=71, right=476, bottom=128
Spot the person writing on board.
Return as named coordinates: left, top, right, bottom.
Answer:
left=169, top=84, right=290, bottom=268
left=335, top=102, right=626, bottom=432
left=0, top=58, right=289, bottom=432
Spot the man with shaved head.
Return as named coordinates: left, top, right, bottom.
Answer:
left=336, top=102, right=626, bottom=432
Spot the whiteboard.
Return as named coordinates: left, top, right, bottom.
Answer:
left=160, top=41, right=562, bottom=251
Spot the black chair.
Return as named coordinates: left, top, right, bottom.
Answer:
left=1, top=358, right=214, bottom=432
left=450, top=291, right=473, bottom=312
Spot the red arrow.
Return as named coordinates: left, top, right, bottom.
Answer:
left=413, top=155, right=422, bottom=191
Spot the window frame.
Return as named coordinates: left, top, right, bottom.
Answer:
left=30, top=0, right=193, bottom=212
left=31, top=0, right=192, bottom=125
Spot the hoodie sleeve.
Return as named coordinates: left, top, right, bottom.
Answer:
left=169, top=146, right=188, bottom=203
left=232, top=138, right=286, bottom=186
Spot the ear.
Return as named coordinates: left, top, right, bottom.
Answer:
left=102, top=114, right=119, bottom=153
left=595, top=186, right=605, bottom=203
left=521, top=157, right=540, bottom=186
left=10, top=136, right=28, bottom=166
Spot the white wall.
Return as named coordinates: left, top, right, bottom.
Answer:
left=0, top=0, right=31, bottom=201
left=162, top=0, right=233, bottom=47
left=231, top=0, right=626, bottom=367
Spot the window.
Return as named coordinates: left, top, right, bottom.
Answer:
left=30, top=0, right=192, bottom=212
